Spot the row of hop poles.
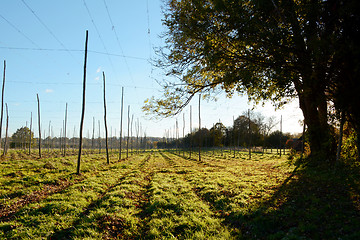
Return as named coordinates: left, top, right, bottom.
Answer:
left=1, top=32, right=142, bottom=175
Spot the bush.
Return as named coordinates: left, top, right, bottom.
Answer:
left=342, top=129, right=358, bottom=160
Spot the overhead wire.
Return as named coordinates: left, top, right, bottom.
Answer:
left=82, top=0, right=116, bottom=74
left=146, top=0, right=152, bottom=59
left=6, top=80, right=158, bottom=89
left=146, top=0, right=157, bottom=92
left=20, top=0, right=78, bottom=64
left=0, top=14, right=39, bottom=48
left=3, top=1, right=160, bottom=137
left=101, top=0, right=141, bottom=108
left=102, top=0, right=134, bottom=83
left=0, top=46, right=148, bottom=60
left=0, top=13, right=64, bottom=71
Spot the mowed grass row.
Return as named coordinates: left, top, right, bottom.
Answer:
left=164, top=150, right=360, bottom=239
left=0, top=150, right=128, bottom=209
left=0, top=151, right=148, bottom=239
left=1, top=150, right=291, bottom=239
left=143, top=152, right=232, bottom=239
left=3, top=149, right=356, bottom=239
left=161, top=151, right=294, bottom=238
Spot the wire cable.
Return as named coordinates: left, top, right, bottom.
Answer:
left=20, top=0, right=77, bottom=63
left=0, top=14, right=39, bottom=48
left=0, top=46, right=147, bottom=60
left=82, top=0, right=116, bottom=73
left=6, top=80, right=158, bottom=89
left=103, top=0, right=135, bottom=83
left=146, top=0, right=152, bottom=58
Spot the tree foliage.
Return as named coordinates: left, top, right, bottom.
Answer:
left=10, top=127, right=34, bottom=148
left=161, top=112, right=288, bottom=149
left=144, top=0, right=360, bottom=159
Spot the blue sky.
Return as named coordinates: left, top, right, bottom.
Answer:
left=0, top=0, right=303, bottom=139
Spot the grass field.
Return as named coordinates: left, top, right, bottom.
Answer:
left=1, top=149, right=359, bottom=239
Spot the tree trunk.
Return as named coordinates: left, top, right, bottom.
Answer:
left=348, top=110, right=360, bottom=160
left=356, top=127, right=360, bottom=161
left=298, top=88, right=332, bottom=161
left=352, top=117, right=360, bottom=161
left=336, top=111, right=345, bottom=162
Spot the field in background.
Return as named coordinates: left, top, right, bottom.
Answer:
left=1, top=149, right=359, bottom=239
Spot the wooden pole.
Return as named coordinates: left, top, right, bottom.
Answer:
left=130, top=114, right=134, bottom=155
left=136, top=119, right=139, bottom=154
left=62, top=120, right=65, bottom=154
left=280, top=115, right=282, bottom=157
left=64, top=103, right=68, bottom=157
left=248, top=109, right=251, bottom=159
left=51, top=126, right=53, bottom=150
left=1, top=60, right=6, bottom=153
left=77, top=30, right=88, bottom=175
left=24, top=121, right=28, bottom=150
left=110, top=126, right=112, bottom=153
left=91, top=117, right=95, bottom=153
left=127, top=105, right=130, bottom=158
left=213, top=123, right=215, bottom=156
left=43, top=129, right=46, bottom=153
left=220, top=119, right=223, bottom=156
left=183, top=113, right=185, bottom=156
left=29, top=112, right=32, bottom=155
left=3, top=103, right=8, bottom=156
left=103, top=72, right=109, bottom=164
left=190, top=105, right=192, bottom=158
left=198, top=94, right=201, bottom=161
left=73, top=125, right=76, bottom=152
left=37, top=94, right=41, bottom=158
left=114, top=128, right=116, bottom=153
left=176, top=119, right=178, bottom=154
left=60, top=126, right=62, bottom=153
left=233, top=115, right=235, bottom=158
left=302, top=120, right=305, bottom=154
left=48, top=121, right=51, bottom=152
left=119, top=87, right=124, bottom=160
left=98, top=120, right=101, bottom=154
left=140, top=124, right=143, bottom=151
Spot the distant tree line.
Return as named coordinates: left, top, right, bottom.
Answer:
left=5, top=126, right=160, bottom=151
left=158, top=111, right=294, bottom=150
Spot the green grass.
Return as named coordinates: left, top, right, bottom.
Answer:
left=0, top=149, right=359, bottom=239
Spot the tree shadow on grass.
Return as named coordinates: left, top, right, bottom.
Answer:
left=225, top=161, right=360, bottom=239
left=48, top=179, right=128, bottom=240
left=47, top=198, right=107, bottom=240
left=48, top=171, right=142, bottom=240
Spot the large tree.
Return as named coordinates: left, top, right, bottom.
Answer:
left=329, top=0, right=360, bottom=159
left=209, top=122, right=227, bottom=147
left=10, top=127, right=34, bottom=148
left=144, top=0, right=360, bottom=160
